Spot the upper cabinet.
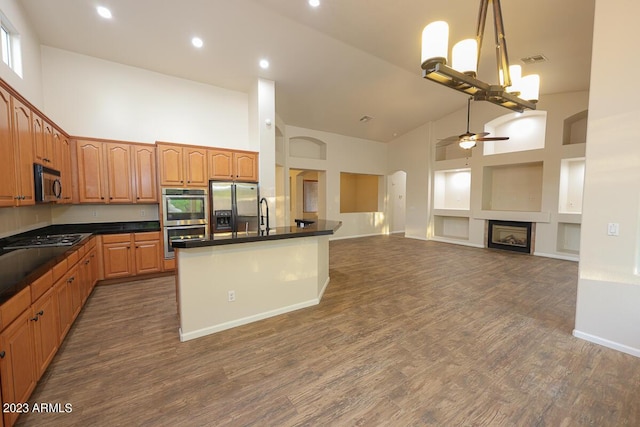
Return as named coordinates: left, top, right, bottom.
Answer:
left=157, top=143, right=208, bottom=188
left=0, top=91, right=35, bottom=207
left=76, top=139, right=157, bottom=204
left=208, top=148, right=258, bottom=182
left=133, top=145, right=158, bottom=203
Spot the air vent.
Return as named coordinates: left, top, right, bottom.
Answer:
left=521, top=54, right=548, bottom=64
left=359, top=115, right=374, bottom=123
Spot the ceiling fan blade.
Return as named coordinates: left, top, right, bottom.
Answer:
left=470, top=132, right=489, bottom=139
left=476, top=136, right=510, bottom=141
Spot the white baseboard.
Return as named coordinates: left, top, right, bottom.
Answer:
left=429, top=236, right=484, bottom=248
left=330, top=232, right=386, bottom=241
left=318, top=276, right=330, bottom=300
left=534, top=251, right=579, bottom=262
left=573, top=329, right=640, bottom=358
left=179, top=298, right=320, bottom=342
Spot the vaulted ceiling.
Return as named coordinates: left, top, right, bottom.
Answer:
left=19, top=0, right=595, bottom=142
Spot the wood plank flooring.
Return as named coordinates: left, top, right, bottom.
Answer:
left=16, top=235, right=640, bottom=426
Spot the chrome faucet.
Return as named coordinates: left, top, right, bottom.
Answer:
left=259, top=197, right=270, bottom=231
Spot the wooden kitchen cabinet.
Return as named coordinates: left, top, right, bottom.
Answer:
left=76, top=139, right=106, bottom=203
left=0, top=309, right=37, bottom=427
left=76, top=139, right=157, bottom=204
left=134, top=232, right=162, bottom=275
left=133, top=144, right=158, bottom=203
left=158, top=143, right=208, bottom=187
left=31, top=288, right=60, bottom=380
left=102, top=233, right=135, bottom=279
left=0, top=91, right=35, bottom=207
left=105, top=142, right=134, bottom=203
left=58, top=133, right=73, bottom=203
left=208, top=148, right=258, bottom=182
left=54, top=269, right=73, bottom=343
left=102, top=232, right=162, bottom=279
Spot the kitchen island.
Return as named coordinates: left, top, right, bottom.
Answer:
left=173, top=220, right=341, bottom=341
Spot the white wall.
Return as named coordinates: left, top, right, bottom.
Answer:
left=574, top=0, right=640, bottom=357
left=0, top=0, right=43, bottom=106
left=387, top=123, right=431, bottom=240
left=40, top=47, right=251, bottom=150
left=285, top=125, right=389, bottom=239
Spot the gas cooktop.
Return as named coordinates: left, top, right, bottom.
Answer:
left=3, top=233, right=89, bottom=250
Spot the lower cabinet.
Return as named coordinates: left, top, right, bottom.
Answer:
left=102, top=232, right=162, bottom=279
left=0, top=236, right=98, bottom=427
left=0, top=309, right=37, bottom=427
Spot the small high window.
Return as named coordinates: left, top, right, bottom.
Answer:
left=0, top=12, right=22, bottom=78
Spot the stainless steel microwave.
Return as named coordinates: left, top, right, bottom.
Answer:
left=34, top=164, right=62, bottom=202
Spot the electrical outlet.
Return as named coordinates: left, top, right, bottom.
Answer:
left=92, top=210, right=98, bottom=217
left=228, top=290, right=236, bottom=302
left=140, top=209, right=146, bottom=217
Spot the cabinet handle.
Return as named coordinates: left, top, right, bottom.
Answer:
left=84, top=259, right=90, bottom=265
left=30, top=316, right=39, bottom=321
left=37, top=310, right=44, bottom=316
left=0, top=351, right=5, bottom=358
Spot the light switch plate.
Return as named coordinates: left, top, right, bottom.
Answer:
left=607, top=222, right=620, bottom=236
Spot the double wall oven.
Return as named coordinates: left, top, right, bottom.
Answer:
left=161, top=188, right=207, bottom=259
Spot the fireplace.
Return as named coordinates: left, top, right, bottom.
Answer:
left=487, top=220, right=533, bottom=254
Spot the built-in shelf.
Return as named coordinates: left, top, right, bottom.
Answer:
left=435, top=144, right=470, bottom=162
left=433, top=215, right=469, bottom=241
left=557, top=222, right=581, bottom=254
left=483, top=111, right=547, bottom=156
left=434, top=169, right=471, bottom=210
left=474, top=210, right=551, bottom=223
left=482, top=162, right=544, bottom=212
left=563, top=110, right=588, bottom=145
left=558, top=158, right=585, bottom=214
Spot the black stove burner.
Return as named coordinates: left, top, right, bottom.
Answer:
left=4, top=234, right=86, bottom=249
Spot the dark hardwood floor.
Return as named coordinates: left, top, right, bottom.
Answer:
left=17, top=235, right=640, bottom=426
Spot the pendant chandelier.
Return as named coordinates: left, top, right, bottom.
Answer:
left=420, top=0, right=539, bottom=113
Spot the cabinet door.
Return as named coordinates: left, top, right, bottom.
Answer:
left=134, top=234, right=162, bottom=275
left=12, top=98, right=35, bottom=206
left=54, top=274, right=73, bottom=343
left=77, top=140, right=106, bottom=203
left=158, top=145, right=184, bottom=187
left=233, top=152, right=258, bottom=182
left=59, top=135, right=73, bottom=204
left=32, top=114, right=45, bottom=165
left=0, top=87, right=17, bottom=207
left=0, top=310, right=36, bottom=427
left=67, top=265, right=82, bottom=320
left=105, top=143, right=134, bottom=203
left=184, top=147, right=208, bottom=187
left=31, top=288, right=60, bottom=380
left=208, top=149, right=233, bottom=180
left=134, top=145, right=158, bottom=203
left=43, top=120, right=55, bottom=168
left=102, top=234, right=134, bottom=279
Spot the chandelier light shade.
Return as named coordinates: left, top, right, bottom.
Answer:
left=421, top=21, right=449, bottom=66
left=452, top=39, right=478, bottom=76
left=420, top=0, right=539, bottom=112
left=520, top=74, right=540, bottom=102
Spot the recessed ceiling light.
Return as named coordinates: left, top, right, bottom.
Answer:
left=309, top=0, right=320, bottom=7
left=96, top=6, right=112, bottom=19
left=259, top=59, right=270, bottom=69
left=192, top=37, right=204, bottom=48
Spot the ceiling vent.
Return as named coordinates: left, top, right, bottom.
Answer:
left=359, top=115, right=374, bottom=123
left=521, top=54, right=548, bottom=64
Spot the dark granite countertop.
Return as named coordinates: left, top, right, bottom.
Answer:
left=0, top=221, right=160, bottom=304
left=171, top=220, right=341, bottom=249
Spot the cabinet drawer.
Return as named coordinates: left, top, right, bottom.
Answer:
left=134, top=231, right=160, bottom=242
left=0, top=286, right=31, bottom=331
left=102, top=233, right=132, bottom=244
left=30, top=270, right=54, bottom=303
left=66, top=249, right=79, bottom=267
left=52, top=259, right=68, bottom=283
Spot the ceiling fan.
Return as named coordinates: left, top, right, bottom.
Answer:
left=437, top=97, right=509, bottom=150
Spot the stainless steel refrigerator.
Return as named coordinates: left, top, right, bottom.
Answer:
left=210, top=181, right=259, bottom=233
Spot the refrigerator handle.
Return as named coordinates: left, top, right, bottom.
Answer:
left=231, top=183, right=237, bottom=232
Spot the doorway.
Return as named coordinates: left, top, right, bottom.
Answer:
left=289, top=169, right=326, bottom=225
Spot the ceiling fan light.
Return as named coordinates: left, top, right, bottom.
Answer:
left=520, top=74, right=540, bottom=102
left=459, top=139, right=476, bottom=150
left=421, top=21, right=449, bottom=67
left=452, top=39, right=478, bottom=76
